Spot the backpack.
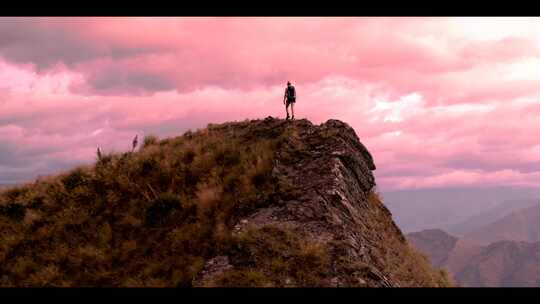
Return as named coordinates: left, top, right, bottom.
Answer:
left=287, top=85, right=296, bottom=99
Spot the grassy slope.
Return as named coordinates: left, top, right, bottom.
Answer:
left=0, top=119, right=450, bottom=287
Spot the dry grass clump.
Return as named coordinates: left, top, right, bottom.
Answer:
left=208, top=225, right=331, bottom=287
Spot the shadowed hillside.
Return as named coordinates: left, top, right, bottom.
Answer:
left=407, top=229, right=458, bottom=267
left=408, top=228, right=540, bottom=287
left=0, top=117, right=450, bottom=287
left=456, top=240, right=540, bottom=287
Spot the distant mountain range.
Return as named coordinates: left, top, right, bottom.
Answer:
left=458, top=240, right=540, bottom=287
left=448, top=199, right=540, bottom=236
left=463, top=203, right=540, bottom=245
left=408, top=201, right=540, bottom=287
left=383, top=187, right=540, bottom=233
left=405, top=229, right=458, bottom=267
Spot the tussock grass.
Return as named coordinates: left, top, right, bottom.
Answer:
left=208, top=225, right=331, bottom=287
left=0, top=121, right=285, bottom=287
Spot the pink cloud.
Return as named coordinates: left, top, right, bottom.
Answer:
left=2, top=17, right=540, bottom=191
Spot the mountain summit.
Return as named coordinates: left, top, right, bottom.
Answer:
left=0, top=117, right=450, bottom=287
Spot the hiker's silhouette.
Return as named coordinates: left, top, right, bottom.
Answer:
left=284, top=81, right=296, bottom=120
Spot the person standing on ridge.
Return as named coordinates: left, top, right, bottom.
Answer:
left=283, top=81, right=296, bottom=120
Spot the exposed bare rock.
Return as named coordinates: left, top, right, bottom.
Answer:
left=194, top=117, right=447, bottom=287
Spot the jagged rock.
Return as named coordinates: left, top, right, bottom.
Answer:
left=197, top=256, right=233, bottom=286
left=193, top=117, right=444, bottom=287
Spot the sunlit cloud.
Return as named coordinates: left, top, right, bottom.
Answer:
left=1, top=17, right=540, bottom=191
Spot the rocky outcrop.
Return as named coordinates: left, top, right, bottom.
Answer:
left=194, top=117, right=445, bottom=287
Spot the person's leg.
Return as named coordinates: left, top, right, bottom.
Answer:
left=291, top=102, right=295, bottom=119
left=285, top=101, right=290, bottom=119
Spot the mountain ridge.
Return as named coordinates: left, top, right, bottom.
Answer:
left=0, top=117, right=450, bottom=287
left=384, top=187, right=540, bottom=233
left=463, top=202, right=540, bottom=245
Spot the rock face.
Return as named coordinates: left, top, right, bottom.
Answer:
left=194, top=117, right=446, bottom=287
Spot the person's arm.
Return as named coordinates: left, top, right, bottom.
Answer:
left=284, top=88, right=287, bottom=104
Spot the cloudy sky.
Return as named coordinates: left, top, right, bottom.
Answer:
left=1, top=17, right=540, bottom=190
